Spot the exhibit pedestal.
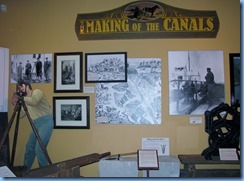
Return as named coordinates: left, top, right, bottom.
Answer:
left=99, top=157, right=138, bottom=177
left=142, top=156, right=180, bottom=177
left=99, top=156, right=180, bottom=177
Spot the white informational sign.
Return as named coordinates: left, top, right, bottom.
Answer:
left=138, top=149, right=159, bottom=169
left=190, top=116, right=202, bottom=124
left=0, top=166, right=16, bottom=177
left=142, top=138, right=169, bottom=156
left=219, top=148, right=239, bottom=161
left=83, top=86, right=95, bottom=93
left=0, top=48, right=9, bottom=112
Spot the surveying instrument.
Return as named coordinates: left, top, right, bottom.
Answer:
left=0, top=80, right=52, bottom=168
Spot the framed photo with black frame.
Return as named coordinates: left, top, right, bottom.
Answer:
left=53, top=96, right=90, bottom=129
left=85, top=52, right=127, bottom=83
left=229, top=53, right=240, bottom=107
left=54, top=52, right=83, bottom=93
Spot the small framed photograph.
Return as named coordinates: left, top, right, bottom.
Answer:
left=137, top=149, right=159, bottom=170
left=229, top=53, right=240, bottom=107
left=54, top=52, right=83, bottom=93
left=85, top=52, right=127, bottom=83
left=53, top=96, right=90, bottom=129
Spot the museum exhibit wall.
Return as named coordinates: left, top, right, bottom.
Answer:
left=0, top=0, right=240, bottom=177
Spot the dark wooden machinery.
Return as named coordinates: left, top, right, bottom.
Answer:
left=177, top=102, right=240, bottom=178
left=178, top=154, right=240, bottom=177
left=201, top=102, right=240, bottom=160
left=17, top=152, right=111, bottom=177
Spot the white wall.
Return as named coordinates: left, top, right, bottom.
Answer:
left=0, top=48, right=9, bottom=112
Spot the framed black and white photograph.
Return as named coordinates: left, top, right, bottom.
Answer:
left=229, top=53, right=240, bottom=107
left=85, top=52, right=127, bottom=83
left=53, top=96, right=90, bottom=129
left=11, top=53, right=52, bottom=84
left=168, top=50, right=225, bottom=115
left=54, top=52, right=83, bottom=93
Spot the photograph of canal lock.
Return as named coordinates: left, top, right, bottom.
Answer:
left=169, top=50, right=225, bottom=115
left=96, top=58, right=161, bottom=124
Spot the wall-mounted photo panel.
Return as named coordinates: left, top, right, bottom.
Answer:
left=96, top=58, right=161, bottom=124
left=168, top=50, right=225, bottom=115
left=229, top=53, right=240, bottom=107
left=11, top=53, right=52, bottom=84
left=0, top=48, right=9, bottom=112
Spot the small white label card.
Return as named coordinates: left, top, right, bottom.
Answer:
left=83, top=86, right=95, bottom=93
left=142, top=138, right=169, bottom=156
left=189, top=116, right=202, bottom=124
left=219, top=148, right=239, bottom=160
left=0, top=166, right=16, bottom=177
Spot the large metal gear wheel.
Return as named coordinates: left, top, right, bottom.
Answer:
left=201, top=102, right=240, bottom=160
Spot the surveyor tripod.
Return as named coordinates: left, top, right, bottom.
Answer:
left=0, top=94, right=52, bottom=167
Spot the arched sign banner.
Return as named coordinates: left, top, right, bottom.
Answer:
left=75, top=1, right=219, bottom=40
